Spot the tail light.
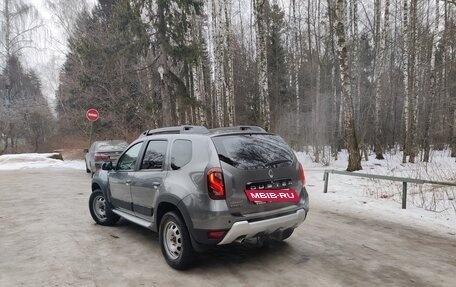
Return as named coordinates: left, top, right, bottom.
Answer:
left=207, top=167, right=225, bottom=200
left=94, top=153, right=109, bottom=161
left=299, top=163, right=306, bottom=186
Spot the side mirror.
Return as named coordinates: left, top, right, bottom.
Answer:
left=83, top=148, right=89, bottom=153
left=102, top=161, right=113, bottom=171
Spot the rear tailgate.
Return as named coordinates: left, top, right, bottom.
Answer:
left=211, top=133, right=302, bottom=216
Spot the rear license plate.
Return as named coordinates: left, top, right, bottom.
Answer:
left=245, top=189, right=299, bottom=203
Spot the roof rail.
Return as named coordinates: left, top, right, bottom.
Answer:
left=209, top=126, right=266, bottom=133
left=140, top=125, right=208, bottom=137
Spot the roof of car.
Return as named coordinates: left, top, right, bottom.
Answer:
left=139, top=125, right=268, bottom=138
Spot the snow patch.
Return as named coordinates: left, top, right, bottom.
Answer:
left=298, top=149, right=456, bottom=238
left=0, top=153, right=85, bottom=171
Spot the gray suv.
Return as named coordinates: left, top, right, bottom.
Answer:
left=89, top=126, right=309, bottom=269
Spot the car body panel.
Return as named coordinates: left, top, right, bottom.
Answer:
left=130, top=169, right=167, bottom=219
left=108, top=171, right=134, bottom=211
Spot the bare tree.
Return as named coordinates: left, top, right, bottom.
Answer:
left=373, top=0, right=390, bottom=160
left=253, top=0, right=270, bottom=130
left=404, top=0, right=418, bottom=163
left=423, top=0, right=440, bottom=162
left=334, top=0, right=362, bottom=171
left=0, top=0, right=44, bottom=153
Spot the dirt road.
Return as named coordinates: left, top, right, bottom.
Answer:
left=0, top=169, right=455, bottom=286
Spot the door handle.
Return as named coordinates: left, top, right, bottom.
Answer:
left=126, top=180, right=132, bottom=185
left=152, top=182, right=161, bottom=188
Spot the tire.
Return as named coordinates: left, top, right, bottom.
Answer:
left=159, top=211, right=196, bottom=270
left=89, top=190, right=120, bottom=226
left=85, top=160, right=91, bottom=173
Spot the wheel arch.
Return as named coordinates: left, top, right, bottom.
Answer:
left=91, top=178, right=113, bottom=206
left=155, top=195, right=206, bottom=252
left=154, top=194, right=192, bottom=232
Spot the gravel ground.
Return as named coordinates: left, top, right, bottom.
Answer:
left=0, top=169, right=455, bottom=287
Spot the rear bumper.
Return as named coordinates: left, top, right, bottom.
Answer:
left=218, top=208, right=307, bottom=245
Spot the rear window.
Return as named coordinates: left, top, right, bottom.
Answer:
left=212, top=134, right=295, bottom=170
left=96, top=140, right=128, bottom=151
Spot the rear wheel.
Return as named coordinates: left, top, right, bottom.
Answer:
left=89, top=190, right=119, bottom=226
left=159, top=211, right=195, bottom=270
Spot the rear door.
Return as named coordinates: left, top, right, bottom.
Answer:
left=211, top=134, right=301, bottom=215
left=109, top=142, right=143, bottom=212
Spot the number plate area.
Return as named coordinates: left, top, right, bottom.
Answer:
left=245, top=178, right=299, bottom=203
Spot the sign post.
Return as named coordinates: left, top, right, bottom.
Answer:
left=86, top=109, right=99, bottom=146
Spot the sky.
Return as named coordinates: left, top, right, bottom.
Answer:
left=5, top=0, right=96, bottom=110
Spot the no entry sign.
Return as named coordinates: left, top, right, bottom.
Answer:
left=86, top=109, right=99, bottom=122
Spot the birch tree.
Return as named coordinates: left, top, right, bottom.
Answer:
left=291, top=0, right=300, bottom=135
left=373, top=0, right=390, bottom=160
left=423, top=0, right=440, bottom=162
left=404, top=0, right=418, bottom=163
left=253, top=0, right=270, bottom=130
left=212, top=0, right=225, bottom=126
left=223, top=0, right=235, bottom=126
left=402, top=0, right=409, bottom=163
left=333, top=0, right=362, bottom=171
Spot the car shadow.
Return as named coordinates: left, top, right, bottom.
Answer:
left=114, top=218, right=300, bottom=270
left=195, top=240, right=293, bottom=268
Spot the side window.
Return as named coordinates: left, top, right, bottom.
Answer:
left=170, top=140, right=192, bottom=170
left=141, top=141, right=168, bottom=170
left=117, top=142, right=143, bottom=171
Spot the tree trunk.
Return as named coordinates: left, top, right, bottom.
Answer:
left=334, top=0, right=362, bottom=171
left=157, top=1, right=172, bottom=127
left=253, top=0, right=270, bottom=130
left=352, top=0, right=361, bottom=132
left=224, top=0, right=235, bottom=126
left=373, top=0, right=390, bottom=160
left=212, top=0, right=225, bottom=127
left=423, top=0, right=440, bottom=162
left=402, top=0, right=409, bottom=163
left=292, top=0, right=300, bottom=135
left=407, top=0, right=418, bottom=163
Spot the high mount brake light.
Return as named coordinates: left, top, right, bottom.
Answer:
left=207, top=167, right=225, bottom=200
left=299, top=163, right=306, bottom=186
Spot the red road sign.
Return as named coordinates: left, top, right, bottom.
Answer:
left=86, top=109, right=99, bottom=122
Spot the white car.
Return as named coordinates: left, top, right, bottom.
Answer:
left=84, top=140, right=128, bottom=174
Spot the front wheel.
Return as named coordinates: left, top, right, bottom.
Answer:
left=159, top=211, right=195, bottom=270
left=89, top=190, right=119, bottom=226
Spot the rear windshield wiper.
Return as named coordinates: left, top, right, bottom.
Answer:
left=218, top=154, right=238, bottom=166
left=265, top=159, right=292, bottom=167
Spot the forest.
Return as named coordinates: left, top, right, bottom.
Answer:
left=1, top=0, right=456, bottom=171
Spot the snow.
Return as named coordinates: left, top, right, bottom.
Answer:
left=0, top=153, right=85, bottom=171
left=0, top=151, right=454, bottom=237
left=297, top=149, right=456, bottom=238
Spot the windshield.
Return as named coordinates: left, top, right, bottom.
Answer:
left=212, top=134, right=295, bottom=170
